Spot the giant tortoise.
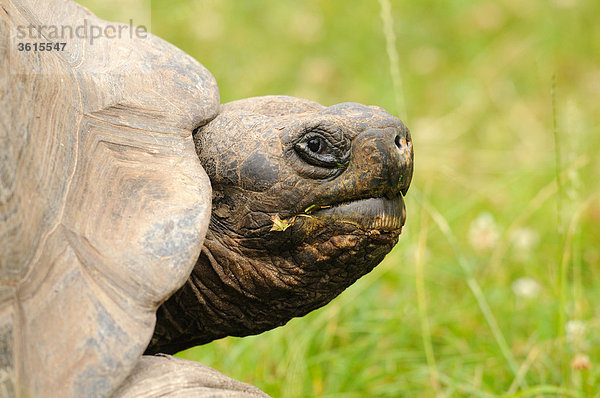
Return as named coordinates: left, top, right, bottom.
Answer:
left=0, top=0, right=413, bottom=397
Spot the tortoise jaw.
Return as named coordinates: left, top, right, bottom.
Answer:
left=311, top=195, right=406, bottom=233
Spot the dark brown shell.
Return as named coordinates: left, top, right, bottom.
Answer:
left=0, top=1, right=218, bottom=396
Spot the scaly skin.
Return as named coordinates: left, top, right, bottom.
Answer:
left=147, top=96, right=413, bottom=354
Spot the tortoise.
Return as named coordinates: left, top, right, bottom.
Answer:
left=0, top=1, right=413, bottom=397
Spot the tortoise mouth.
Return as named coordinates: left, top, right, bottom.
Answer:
left=312, top=195, right=406, bottom=232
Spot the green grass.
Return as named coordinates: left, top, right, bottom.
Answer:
left=80, top=0, right=600, bottom=396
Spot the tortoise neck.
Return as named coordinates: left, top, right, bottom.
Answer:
left=147, top=231, right=293, bottom=355
left=147, top=219, right=375, bottom=355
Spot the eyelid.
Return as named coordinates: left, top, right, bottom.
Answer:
left=304, top=132, right=330, bottom=149
left=295, top=133, right=339, bottom=168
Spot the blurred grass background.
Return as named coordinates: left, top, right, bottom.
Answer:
left=81, top=0, right=600, bottom=396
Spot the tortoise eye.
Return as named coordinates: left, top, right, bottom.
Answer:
left=307, top=138, right=322, bottom=153
left=295, top=133, right=338, bottom=168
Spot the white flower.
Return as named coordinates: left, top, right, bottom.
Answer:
left=468, top=212, right=499, bottom=251
left=511, top=277, right=541, bottom=299
left=566, top=320, right=587, bottom=342
left=510, top=227, right=540, bottom=253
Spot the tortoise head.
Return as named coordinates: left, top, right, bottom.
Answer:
left=149, top=96, right=413, bottom=354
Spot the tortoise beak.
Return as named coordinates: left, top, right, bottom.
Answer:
left=313, top=195, right=406, bottom=232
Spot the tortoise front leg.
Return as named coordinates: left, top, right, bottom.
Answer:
left=112, top=355, right=269, bottom=398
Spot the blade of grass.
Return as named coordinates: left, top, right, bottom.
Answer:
left=551, top=75, right=564, bottom=238
left=486, top=155, right=589, bottom=277
left=436, top=372, right=496, bottom=398
left=507, top=342, right=540, bottom=394
left=378, top=0, right=406, bottom=118
left=552, top=74, right=570, bottom=385
left=502, top=385, right=580, bottom=398
left=559, top=196, right=598, bottom=339
left=413, top=189, right=523, bottom=387
left=415, top=188, right=442, bottom=395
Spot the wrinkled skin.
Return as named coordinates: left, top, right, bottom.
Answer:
left=148, top=96, right=413, bottom=355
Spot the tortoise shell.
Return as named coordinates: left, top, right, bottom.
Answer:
left=1, top=1, right=219, bottom=396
